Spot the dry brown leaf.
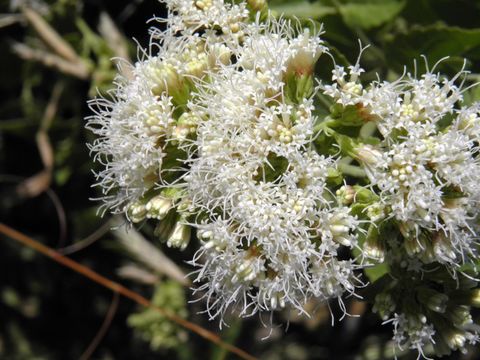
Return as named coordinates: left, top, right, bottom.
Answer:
left=112, top=218, right=191, bottom=286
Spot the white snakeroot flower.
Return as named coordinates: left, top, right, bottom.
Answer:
left=160, top=0, right=249, bottom=37
left=87, top=73, right=172, bottom=213
left=386, top=313, right=436, bottom=357
left=455, top=103, right=480, bottom=142
left=322, top=45, right=368, bottom=106
left=87, top=8, right=246, bottom=215
left=322, top=54, right=480, bottom=267
left=185, top=17, right=362, bottom=321
left=364, top=136, right=445, bottom=227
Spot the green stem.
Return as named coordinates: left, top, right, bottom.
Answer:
left=338, top=156, right=354, bottom=166
left=313, top=118, right=338, bottom=134
left=338, top=163, right=366, bottom=178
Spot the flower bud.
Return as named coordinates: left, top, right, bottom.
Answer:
left=145, top=195, right=173, bottom=220
left=366, top=202, right=386, bottom=222
left=128, top=202, right=147, bottom=223
left=154, top=219, right=174, bottom=240
left=355, top=144, right=383, bottom=167
left=148, top=63, right=182, bottom=96
left=336, top=185, right=355, bottom=205
left=443, top=328, right=466, bottom=351
left=270, top=292, right=286, bottom=310
left=208, top=43, right=232, bottom=67
left=446, top=305, right=472, bottom=326
left=432, top=231, right=456, bottom=263
left=185, top=56, right=208, bottom=79
left=167, top=222, right=191, bottom=251
left=328, top=210, right=356, bottom=247
left=417, top=287, right=448, bottom=313
left=232, top=258, right=257, bottom=283
left=404, top=235, right=425, bottom=257
left=373, top=292, right=395, bottom=320
left=353, top=186, right=377, bottom=203
left=470, top=288, right=480, bottom=308
left=364, top=224, right=384, bottom=262
left=247, top=0, right=266, bottom=11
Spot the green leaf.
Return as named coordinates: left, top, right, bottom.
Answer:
left=270, top=1, right=336, bottom=18
left=365, top=263, right=389, bottom=282
left=463, top=79, right=480, bottom=105
left=338, top=0, right=406, bottom=30
left=384, top=24, right=480, bottom=73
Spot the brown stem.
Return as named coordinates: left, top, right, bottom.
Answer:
left=80, top=291, right=120, bottom=360
left=0, top=223, right=257, bottom=360
left=22, top=6, right=79, bottom=63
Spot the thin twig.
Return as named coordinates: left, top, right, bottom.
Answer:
left=0, top=223, right=257, bottom=360
left=98, top=12, right=133, bottom=80
left=45, top=188, right=68, bottom=248
left=16, top=82, right=62, bottom=199
left=41, top=81, right=64, bottom=132
left=0, top=175, right=67, bottom=247
left=117, top=264, right=160, bottom=285
left=0, top=14, right=25, bottom=28
left=58, top=220, right=112, bottom=256
left=11, top=42, right=90, bottom=79
left=79, top=291, right=120, bottom=360
left=22, top=6, right=79, bottom=63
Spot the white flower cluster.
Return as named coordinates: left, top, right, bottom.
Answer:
left=325, top=61, right=480, bottom=267
left=87, top=0, right=480, bottom=356
left=88, top=0, right=363, bottom=324
left=323, top=59, right=480, bottom=354
left=185, top=15, right=363, bottom=320
left=87, top=0, right=245, bottom=214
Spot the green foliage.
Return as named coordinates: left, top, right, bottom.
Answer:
left=337, top=0, right=406, bottom=30
left=384, top=24, right=480, bottom=73
left=270, top=0, right=336, bottom=18
left=127, top=281, right=189, bottom=355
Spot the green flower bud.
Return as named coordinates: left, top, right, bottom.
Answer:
left=150, top=63, right=182, bottom=96
left=331, top=104, right=365, bottom=126
left=470, top=288, right=480, bottom=308
left=366, top=202, right=386, bottom=222
left=247, top=0, right=266, bottom=11
left=446, top=305, right=472, bottom=327
left=364, top=224, right=384, bottom=262
left=417, top=287, right=448, bottom=313
left=372, top=292, right=395, bottom=320
left=353, top=186, right=377, bottom=203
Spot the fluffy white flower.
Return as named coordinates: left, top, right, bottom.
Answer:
left=160, top=0, right=249, bottom=37
left=87, top=71, right=173, bottom=213
left=387, top=313, right=436, bottom=356
left=185, top=17, right=361, bottom=319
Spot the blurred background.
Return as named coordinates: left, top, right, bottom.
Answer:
left=1, top=0, right=480, bottom=359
